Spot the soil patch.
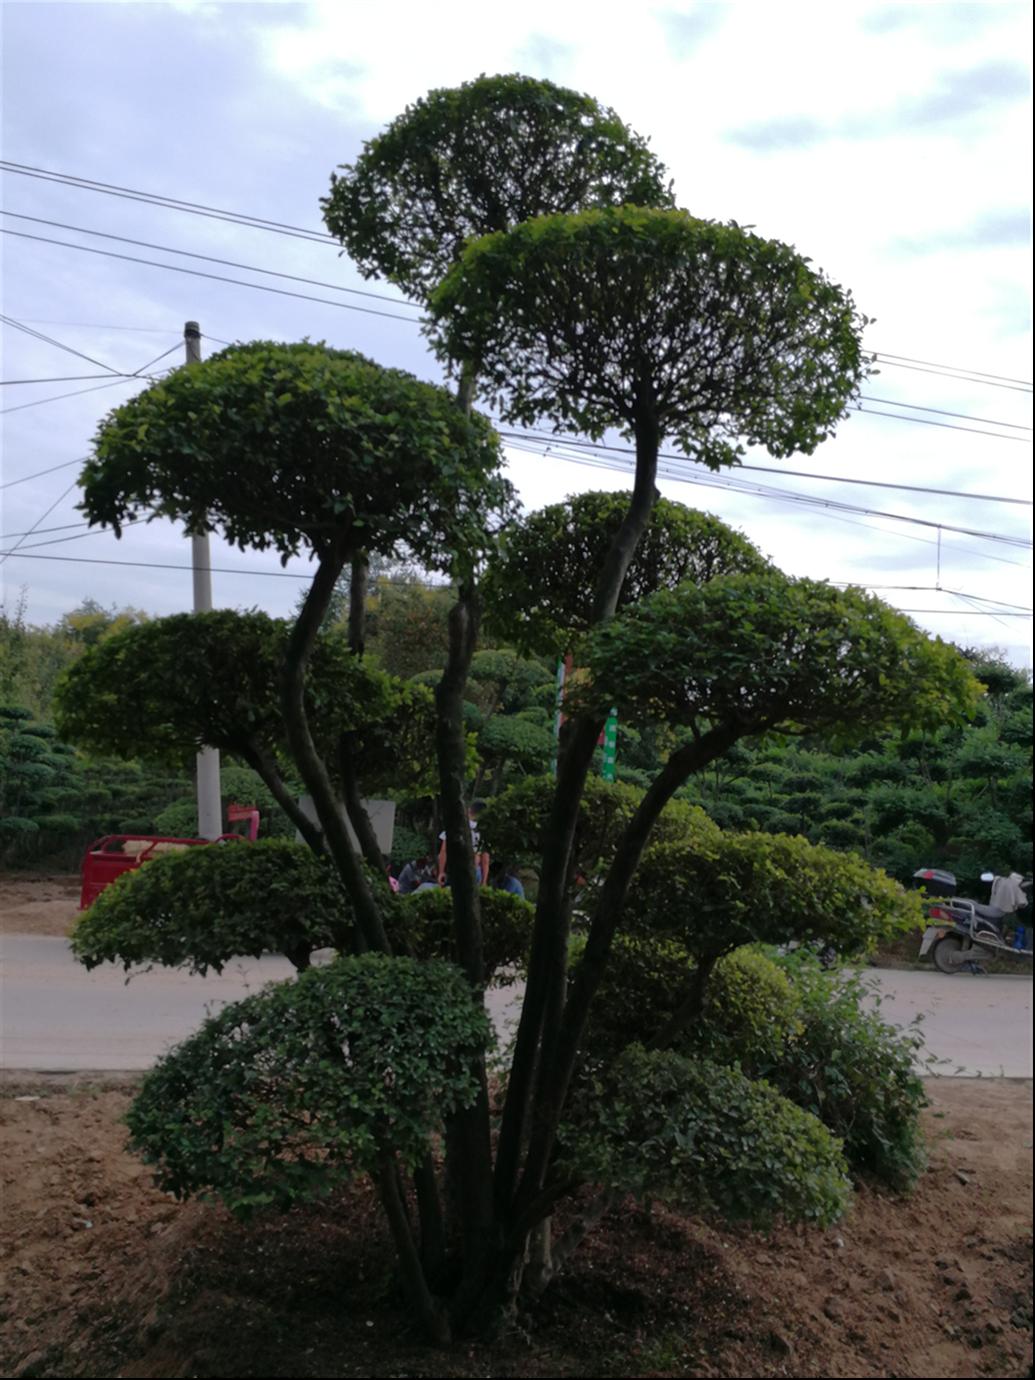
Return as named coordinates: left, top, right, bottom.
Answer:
left=0, top=873, right=80, bottom=937
left=0, top=1077, right=1030, bottom=1379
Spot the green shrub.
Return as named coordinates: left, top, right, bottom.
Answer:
left=760, top=957, right=929, bottom=1191
left=565, top=1046, right=850, bottom=1228
left=626, top=830, right=920, bottom=960
left=578, top=932, right=692, bottom=1060
left=393, top=886, right=533, bottom=984
left=72, top=839, right=351, bottom=974
left=478, top=774, right=720, bottom=882
left=697, top=948, right=801, bottom=1068
left=127, top=955, right=492, bottom=1215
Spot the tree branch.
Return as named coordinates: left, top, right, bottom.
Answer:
left=348, top=552, right=369, bottom=656
left=516, top=721, right=739, bottom=1208
left=281, top=549, right=391, bottom=954
left=377, top=1154, right=450, bottom=1344
left=496, top=405, right=661, bottom=1215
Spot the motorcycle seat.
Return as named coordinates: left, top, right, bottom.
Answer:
left=952, top=900, right=1006, bottom=922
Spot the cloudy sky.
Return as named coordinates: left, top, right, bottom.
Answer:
left=1, top=0, right=1031, bottom=664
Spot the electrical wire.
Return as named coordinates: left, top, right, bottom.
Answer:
left=7, top=226, right=1030, bottom=443
left=0, top=159, right=336, bottom=245
left=851, top=401, right=1029, bottom=443
left=1, top=374, right=123, bottom=386
left=5, top=221, right=1031, bottom=437
left=503, top=437, right=1032, bottom=569
left=858, top=395, right=1030, bottom=431
left=0, top=227, right=423, bottom=324
left=0, top=377, right=140, bottom=416
left=3, top=160, right=1028, bottom=393
left=500, top=426, right=1034, bottom=507
left=0, top=457, right=87, bottom=491
left=870, top=350, right=1031, bottom=388
left=0, top=210, right=423, bottom=313
left=0, top=312, right=124, bottom=377
left=0, top=480, right=80, bottom=566
left=0, top=549, right=1027, bottom=621
left=869, top=357, right=1032, bottom=394
left=2, top=163, right=1032, bottom=389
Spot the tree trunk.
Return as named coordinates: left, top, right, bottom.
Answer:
left=348, top=552, right=369, bottom=656
left=516, top=723, right=739, bottom=1208
left=495, top=402, right=661, bottom=1213
left=434, top=583, right=496, bottom=1297
left=280, top=549, right=391, bottom=954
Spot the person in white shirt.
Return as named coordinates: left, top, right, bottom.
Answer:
left=438, top=800, right=490, bottom=887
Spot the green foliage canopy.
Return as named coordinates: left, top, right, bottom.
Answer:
left=322, top=74, right=672, bottom=302
left=430, top=208, right=869, bottom=468
left=482, top=491, right=770, bottom=657
left=127, top=955, right=492, bottom=1215
left=53, top=610, right=438, bottom=797
left=565, top=1046, right=850, bottom=1228
left=72, top=839, right=351, bottom=973
left=477, top=774, right=721, bottom=881
left=584, top=573, right=979, bottom=740
left=623, top=830, right=921, bottom=962
left=81, top=342, right=512, bottom=577
left=392, top=886, right=533, bottom=984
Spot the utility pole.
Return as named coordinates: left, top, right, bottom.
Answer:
left=185, top=321, right=222, bottom=840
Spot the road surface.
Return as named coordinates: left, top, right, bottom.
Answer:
left=1, top=935, right=1030, bottom=1075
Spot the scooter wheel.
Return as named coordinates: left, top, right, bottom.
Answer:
left=932, top=934, right=969, bottom=974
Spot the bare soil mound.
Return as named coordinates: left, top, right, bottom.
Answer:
left=0, top=1076, right=1030, bottom=1378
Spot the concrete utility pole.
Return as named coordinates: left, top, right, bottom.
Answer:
left=184, top=321, right=222, bottom=840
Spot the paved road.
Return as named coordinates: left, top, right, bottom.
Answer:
left=1, top=935, right=1029, bottom=1075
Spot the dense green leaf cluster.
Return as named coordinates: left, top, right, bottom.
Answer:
left=127, top=955, right=492, bottom=1215
left=579, top=943, right=926, bottom=1189
left=624, top=830, right=921, bottom=961
left=753, top=955, right=929, bottom=1190
left=81, top=342, right=513, bottom=576
left=430, top=207, right=868, bottom=467
left=677, top=653, right=1031, bottom=894
left=72, top=839, right=351, bottom=973
left=392, top=886, right=533, bottom=984
left=584, top=572, right=979, bottom=740
left=322, top=74, right=671, bottom=302
left=482, top=491, right=770, bottom=658
left=53, top=609, right=439, bottom=798
left=477, top=774, right=720, bottom=882
left=564, top=1046, right=850, bottom=1228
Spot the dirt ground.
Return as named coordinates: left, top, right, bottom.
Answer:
left=0, top=873, right=80, bottom=936
left=0, top=1075, right=1030, bottom=1380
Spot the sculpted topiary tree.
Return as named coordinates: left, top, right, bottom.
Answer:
left=62, top=78, right=982, bottom=1343
left=53, top=609, right=438, bottom=863
left=481, top=490, right=770, bottom=657
left=322, top=73, right=672, bottom=306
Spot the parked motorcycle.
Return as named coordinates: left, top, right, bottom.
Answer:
left=915, top=867, right=1033, bottom=974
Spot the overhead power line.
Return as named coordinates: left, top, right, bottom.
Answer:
left=0, top=377, right=140, bottom=416
left=501, top=426, right=1034, bottom=506
left=1, top=374, right=125, bottom=386
left=0, top=159, right=336, bottom=245
left=1, top=550, right=1027, bottom=620
left=1, top=160, right=1029, bottom=392
left=870, top=357, right=1032, bottom=394
left=0, top=457, right=87, bottom=491
left=0, top=210, right=422, bottom=313
left=0, top=311, right=124, bottom=377
left=6, top=227, right=1030, bottom=442
left=0, top=480, right=79, bottom=566
left=0, top=227, right=420, bottom=323
left=869, top=349, right=1031, bottom=388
